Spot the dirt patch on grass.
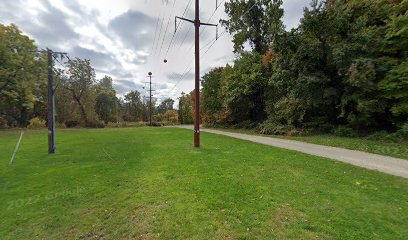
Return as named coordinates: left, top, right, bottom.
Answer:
left=272, top=203, right=327, bottom=239
left=128, top=203, right=168, bottom=238
left=80, top=232, right=106, bottom=240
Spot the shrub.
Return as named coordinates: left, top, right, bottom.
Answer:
left=65, top=120, right=80, bottom=128
left=106, top=122, right=125, bottom=128
left=393, top=123, right=408, bottom=140
left=28, top=117, right=46, bottom=129
left=85, top=120, right=105, bottom=128
left=106, top=122, right=149, bottom=128
left=258, top=121, right=290, bottom=135
left=232, top=120, right=259, bottom=130
left=203, top=123, right=229, bottom=129
left=302, top=119, right=335, bottom=134
left=150, top=122, right=165, bottom=127
left=286, top=129, right=311, bottom=137
left=8, top=120, right=18, bottom=128
left=332, top=126, right=357, bottom=137
left=129, top=122, right=148, bottom=127
left=366, top=131, right=391, bottom=141
left=56, top=123, right=66, bottom=128
left=0, top=117, right=8, bottom=129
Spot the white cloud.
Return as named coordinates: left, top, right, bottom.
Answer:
left=0, top=0, right=308, bottom=102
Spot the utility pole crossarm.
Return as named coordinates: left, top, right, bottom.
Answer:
left=200, top=22, right=218, bottom=27
left=175, top=17, right=218, bottom=27
left=175, top=16, right=195, bottom=25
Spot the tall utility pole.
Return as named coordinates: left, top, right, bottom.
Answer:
left=146, top=72, right=155, bottom=126
left=32, top=48, right=67, bottom=154
left=176, top=0, right=217, bottom=148
left=47, top=49, right=56, bottom=154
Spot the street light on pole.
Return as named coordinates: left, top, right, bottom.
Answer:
left=148, top=72, right=153, bottom=126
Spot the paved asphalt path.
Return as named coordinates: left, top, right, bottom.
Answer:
left=175, top=125, right=408, bottom=179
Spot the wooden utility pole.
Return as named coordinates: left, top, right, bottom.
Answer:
left=193, top=0, right=200, bottom=147
left=176, top=0, right=217, bottom=148
left=47, top=49, right=56, bottom=154
left=31, top=48, right=67, bottom=154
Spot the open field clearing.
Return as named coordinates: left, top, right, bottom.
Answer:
left=1, top=127, right=408, bottom=239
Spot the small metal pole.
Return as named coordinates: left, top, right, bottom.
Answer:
left=9, top=130, right=24, bottom=165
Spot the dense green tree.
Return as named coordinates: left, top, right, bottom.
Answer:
left=178, top=92, right=193, bottom=124
left=268, top=1, right=341, bottom=127
left=202, top=0, right=407, bottom=134
left=221, top=0, right=284, bottom=53
left=65, top=58, right=96, bottom=124
left=95, top=76, right=118, bottom=123
left=380, top=60, right=408, bottom=119
left=123, top=90, right=144, bottom=122
left=379, top=0, right=408, bottom=125
left=0, top=24, right=47, bottom=127
left=224, top=52, right=269, bottom=122
left=55, top=79, right=78, bottom=125
left=157, top=98, right=175, bottom=114
left=201, top=68, right=225, bottom=123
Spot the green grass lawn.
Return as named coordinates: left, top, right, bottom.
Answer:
left=1, top=127, right=408, bottom=239
left=210, top=128, right=408, bottom=160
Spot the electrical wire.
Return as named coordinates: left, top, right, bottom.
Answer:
left=176, top=25, right=193, bottom=51
left=158, top=0, right=177, bottom=57
left=154, top=8, right=166, bottom=55
left=163, top=0, right=192, bottom=59
left=170, top=0, right=258, bottom=94
left=150, top=9, right=163, bottom=54
left=200, top=0, right=225, bottom=37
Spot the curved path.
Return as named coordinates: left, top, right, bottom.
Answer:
left=176, top=125, right=408, bottom=179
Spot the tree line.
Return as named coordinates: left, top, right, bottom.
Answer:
left=2, top=0, right=406, bottom=137
left=0, top=24, right=193, bottom=128
left=197, top=0, right=407, bottom=137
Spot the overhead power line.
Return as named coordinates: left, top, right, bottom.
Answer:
left=151, top=9, right=163, bottom=54
left=158, top=0, right=177, bottom=57
left=164, top=0, right=192, bottom=59
left=154, top=8, right=166, bottom=55
left=171, top=0, right=259, bottom=93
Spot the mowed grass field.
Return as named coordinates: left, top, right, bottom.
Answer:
left=1, top=128, right=408, bottom=239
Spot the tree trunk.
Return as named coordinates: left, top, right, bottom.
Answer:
left=73, top=95, right=87, bottom=124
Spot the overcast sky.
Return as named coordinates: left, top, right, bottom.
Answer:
left=0, top=0, right=309, bottom=103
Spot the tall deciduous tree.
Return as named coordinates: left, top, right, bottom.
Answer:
left=123, top=90, right=144, bottom=121
left=201, top=67, right=225, bottom=124
left=95, top=75, right=118, bottom=123
left=178, top=92, right=193, bottom=124
left=157, top=98, right=175, bottom=114
left=0, top=24, right=47, bottom=127
left=65, top=58, right=96, bottom=124
left=221, top=0, right=284, bottom=53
